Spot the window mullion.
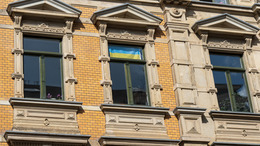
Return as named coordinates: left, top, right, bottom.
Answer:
left=124, top=63, right=133, bottom=104
left=40, top=55, right=46, bottom=99
left=226, top=71, right=236, bottom=111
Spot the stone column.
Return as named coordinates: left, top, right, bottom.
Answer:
left=63, top=20, right=77, bottom=101
left=98, top=23, right=113, bottom=104
left=12, top=15, right=23, bottom=98
left=145, top=28, right=163, bottom=107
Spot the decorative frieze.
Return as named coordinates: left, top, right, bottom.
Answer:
left=22, top=25, right=64, bottom=34
left=101, top=104, right=171, bottom=139
left=107, top=29, right=147, bottom=41
left=210, top=111, right=260, bottom=143
left=9, top=98, right=83, bottom=134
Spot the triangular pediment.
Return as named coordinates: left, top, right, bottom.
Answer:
left=91, top=3, right=162, bottom=25
left=7, top=0, right=81, bottom=15
left=192, top=13, right=259, bottom=35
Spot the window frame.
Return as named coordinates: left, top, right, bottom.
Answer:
left=200, top=0, right=229, bottom=4
left=109, top=44, right=150, bottom=105
left=23, top=36, right=64, bottom=100
left=210, top=52, right=252, bottom=112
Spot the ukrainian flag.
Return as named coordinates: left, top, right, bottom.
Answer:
left=109, top=45, right=143, bottom=60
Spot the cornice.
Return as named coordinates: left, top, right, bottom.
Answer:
left=188, top=1, right=253, bottom=14
left=100, top=104, right=169, bottom=115
left=210, top=110, right=260, bottom=120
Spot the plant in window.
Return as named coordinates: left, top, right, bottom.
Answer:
left=23, top=36, right=63, bottom=100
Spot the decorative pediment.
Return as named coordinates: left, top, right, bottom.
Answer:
left=7, top=0, right=81, bottom=19
left=91, top=3, right=162, bottom=27
left=192, top=13, right=259, bottom=36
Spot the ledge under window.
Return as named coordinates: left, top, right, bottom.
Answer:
left=4, top=131, right=90, bottom=146
left=100, top=104, right=172, bottom=140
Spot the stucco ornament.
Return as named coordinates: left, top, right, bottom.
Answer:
left=170, top=8, right=185, bottom=18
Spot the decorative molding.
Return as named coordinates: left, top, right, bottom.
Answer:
left=151, top=84, right=163, bottom=90
left=64, top=53, right=76, bottom=59
left=99, top=136, right=179, bottom=146
left=148, top=60, right=159, bottom=66
left=9, top=98, right=83, bottom=134
left=208, top=40, right=244, bottom=49
left=65, top=78, right=77, bottom=83
left=22, top=24, right=64, bottom=34
left=169, top=8, right=184, bottom=18
left=11, top=73, right=24, bottom=79
left=101, top=104, right=170, bottom=139
left=107, top=30, right=147, bottom=41
left=11, top=49, right=23, bottom=54
left=98, top=56, right=110, bottom=61
left=100, top=80, right=112, bottom=86
left=4, top=131, right=90, bottom=146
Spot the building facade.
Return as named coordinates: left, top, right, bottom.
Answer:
left=0, top=0, right=260, bottom=146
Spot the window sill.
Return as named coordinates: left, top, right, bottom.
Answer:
left=209, top=110, right=260, bottom=120
left=4, top=131, right=90, bottom=146
left=9, top=97, right=83, bottom=134
left=210, top=110, right=260, bottom=143
left=100, top=104, right=171, bottom=139
left=99, top=136, right=180, bottom=146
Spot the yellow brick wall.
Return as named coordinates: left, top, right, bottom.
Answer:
left=0, top=3, right=181, bottom=144
left=155, top=42, right=180, bottom=139
left=0, top=105, right=13, bottom=145
left=0, top=0, right=13, bottom=10
left=0, top=28, right=14, bottom=100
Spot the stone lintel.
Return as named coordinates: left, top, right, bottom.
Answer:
left=9, top=97, right=83, bottom=112
left=99, top=136, right=180, bottom=146
left=211, top=142, right=260, bottom=146
left=4, top=131, right=90, bottom=146
left=164, top=21, right=189, bottom=30
left=210, top=110, right=260, bottom=120
left=10, top=8, right=79, bottom=19
left=101, top=104, right=169, bottom=115
left=96, top=17, right=159, bottom=28
left=173, top=107, right=206, bottom=116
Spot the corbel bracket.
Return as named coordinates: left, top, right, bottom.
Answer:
left=100, top=80, right=112, bottom=86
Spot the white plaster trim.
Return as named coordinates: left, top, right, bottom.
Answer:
left=0, top=24, right=13, bottom=29
left=168, top=111, right=174, bottom=116
left=79, top=18, right=92, bottom=24
left=82, top=105, right=101, bottom=111
left=73, top=31, right=99, bottom=37
left=0, top=100, right=10, bottom=105
left=0, top=9, right=8, bottom=16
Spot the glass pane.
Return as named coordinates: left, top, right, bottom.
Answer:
left=24, top=55, right=40, bottom=98
left=45, top=57, right=62, bottom=100
left=130, top=64, right=148, bottom=105
left=213, top=71, right=232, bottom=111
left=109, top=44, right=143, bottom=60
left=24, top=37, right=60, bottom=53
left=210, top=54, right=242, bottom=68
left=214, top=0, right=228, bottom=4
left=110, top=62, right=128, bottom=104
left=230, top=72, right=250, bottom=112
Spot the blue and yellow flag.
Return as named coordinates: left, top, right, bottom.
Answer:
left=109, top=45, right=143, bottom=60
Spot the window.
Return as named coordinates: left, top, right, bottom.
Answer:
left=109, top=44, right=149, bottom=105
left=23, top=36, right=63, bottom=100
left=210, top=53, right=252, bottom=112
left=200, top=0, right=229, bottom=4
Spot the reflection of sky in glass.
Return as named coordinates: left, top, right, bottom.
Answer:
left=210, top=54, right=241, bottom=68
left=24, top=37, right=60, bottom=53
left=214, top=0, right=228, bottom=4
left=230, top=72, right=248, bottom=98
